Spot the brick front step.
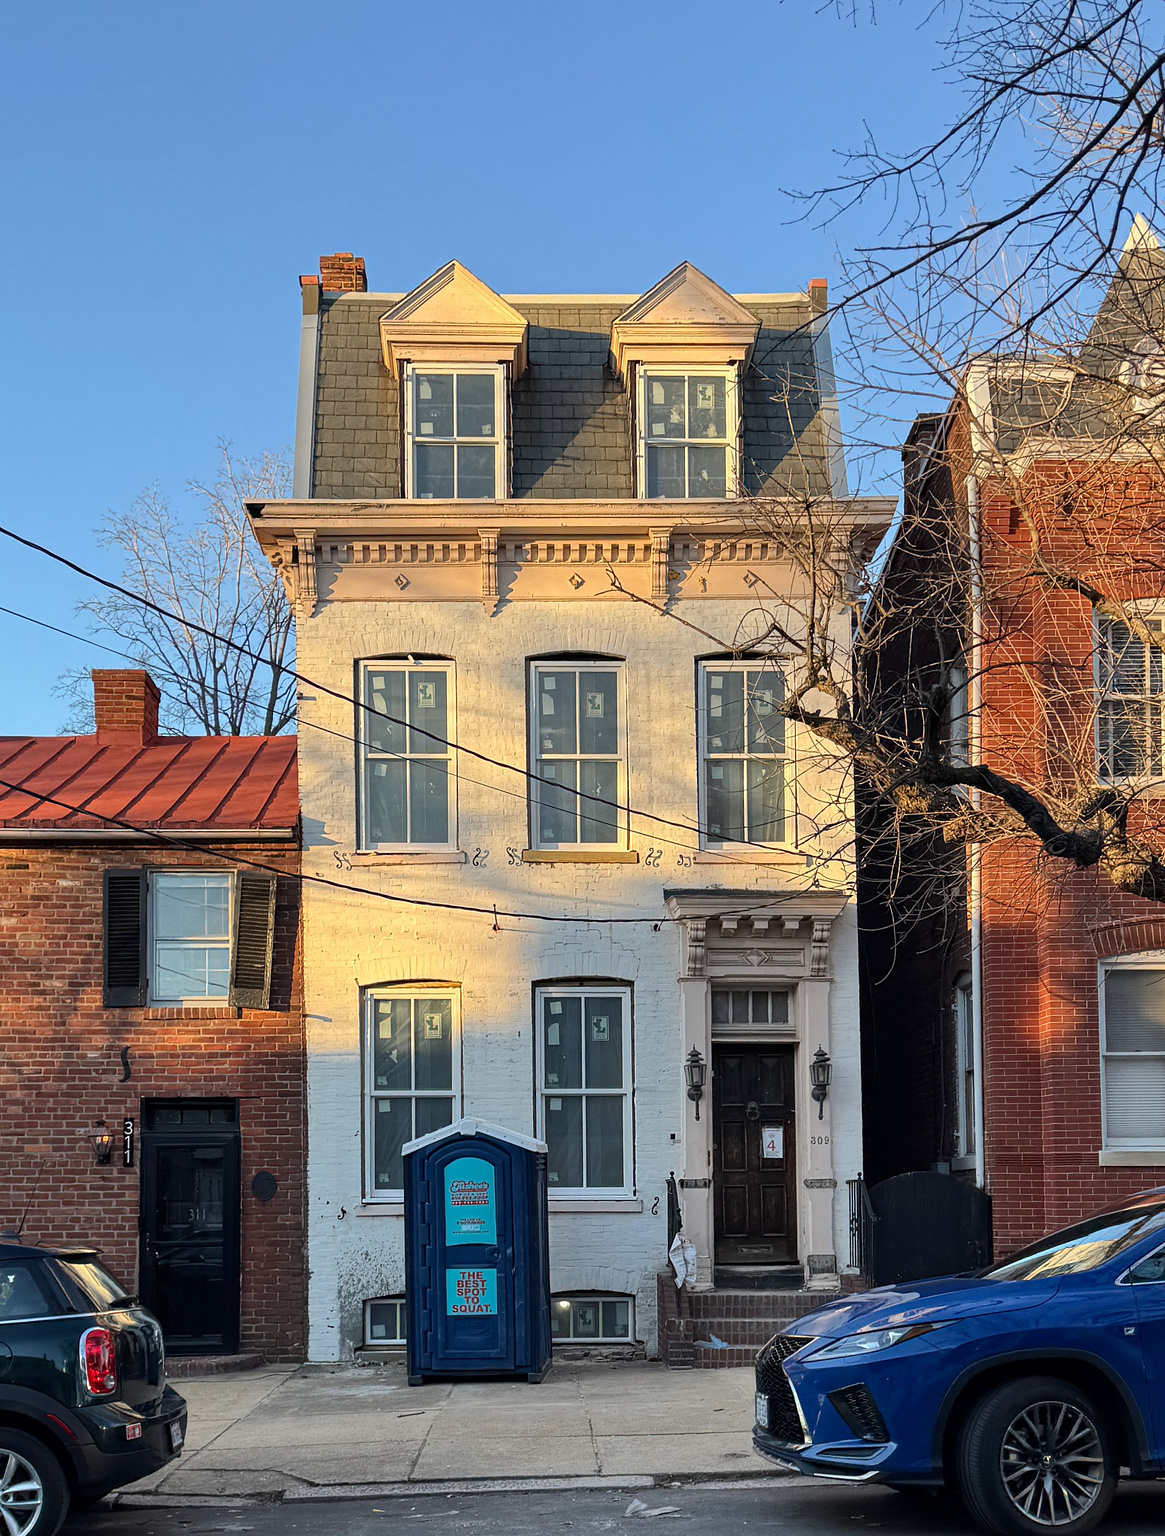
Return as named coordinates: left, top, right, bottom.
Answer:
left=657, top=1270, right=858, bottom=1369
left=166, top=1352, right=264, bottom=1377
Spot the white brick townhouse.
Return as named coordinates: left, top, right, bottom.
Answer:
left=247, top=250, right=892, bottom=1359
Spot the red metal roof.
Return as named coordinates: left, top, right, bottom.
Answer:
left=0, top=734, right=298, bottom=832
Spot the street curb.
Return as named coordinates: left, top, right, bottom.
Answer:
left=111, top=1468, right=792, bottom=1509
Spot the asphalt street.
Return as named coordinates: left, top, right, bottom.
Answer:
left=61, top=1479, right=1165, bottom=1536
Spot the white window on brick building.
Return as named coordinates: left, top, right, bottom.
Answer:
left=536, top=986, right=632, bottom=1195
left=1097, top=615, right=1165, bottom=779
left=404, top=365, right=504, bottom=499
left=698, top=661, right=789, bottom=846
left=365, top=989, right=460, bottom=1196
left=637, top=368, right=739, bottom=498
left=529, top=662, right=626, bottom=848
left=150, top=874, right=233, bottom=1003
left=360, top=661, right=456, bottom=850
left=953, top=975, right=976, bottom=1162
left=1101, top=957, right=1165, bottom=1148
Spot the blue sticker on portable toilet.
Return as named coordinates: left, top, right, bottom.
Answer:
left=444, top=1157, right=497, bottom=1246
left=403, top=1118, right=551, bottom=1384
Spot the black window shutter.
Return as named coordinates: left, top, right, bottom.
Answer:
left=229, top=874, right=277, bottom=1010
left=103, top=869, right=147, bottom=1007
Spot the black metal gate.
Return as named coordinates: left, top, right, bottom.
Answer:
left=856, top=1171, right=992, bottom=1287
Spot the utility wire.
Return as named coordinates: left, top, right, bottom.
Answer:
left=0, top=598, right=769, bottom=867
left=0, top=523, right=788, bottom=854
left=0, top=776, right=671, bottom=927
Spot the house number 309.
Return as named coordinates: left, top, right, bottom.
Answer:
left=810, top=1135, right=831, bottom=1146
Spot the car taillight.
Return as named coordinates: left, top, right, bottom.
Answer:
left=80, top=1326, right=117, bottom=1395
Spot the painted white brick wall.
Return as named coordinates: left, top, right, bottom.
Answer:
left=298, top=597, right=860, bottom=1359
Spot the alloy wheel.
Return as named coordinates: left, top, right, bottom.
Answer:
left=998, top=1399, right=1106, bottom=1527
left=0, top=1449, right=45, bottom=1536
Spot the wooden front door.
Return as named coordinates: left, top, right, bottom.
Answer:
left=712, top=1044, right=797, bottom=1264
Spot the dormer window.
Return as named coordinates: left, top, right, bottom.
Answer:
left=639, top=368, right=738, bottom=498
left=405, top=366, right=503, bottom=499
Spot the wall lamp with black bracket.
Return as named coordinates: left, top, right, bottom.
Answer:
left=87, top=1124, right=115, bottom=1166
left=810, top=1048, right=832, bottom=1120
left=685, top=1047, right=707, bottom=1120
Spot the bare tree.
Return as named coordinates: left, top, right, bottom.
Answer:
left=58, top=444, right=295, bottom=736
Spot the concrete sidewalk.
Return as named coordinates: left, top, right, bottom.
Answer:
left=121, top=1360, right=786, bottom=1503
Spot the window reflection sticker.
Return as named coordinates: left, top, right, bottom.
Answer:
left=444, top=1156, right=497, bottom=1246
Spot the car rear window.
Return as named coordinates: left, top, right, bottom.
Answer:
left=59, top=1260, right=131, bottom=1309
left=0, top=1260, right=65, bottom=1320
left=985, top=1204, right=1165, bottom=1281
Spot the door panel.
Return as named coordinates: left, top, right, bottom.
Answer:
left=140, top=1102, right=241, bottom=1354
left=712, top=1044, right=797, bottom=1264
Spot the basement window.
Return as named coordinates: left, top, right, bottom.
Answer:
left=364, top=1297, right=406, bottom=1346
left=551, top=1294, right=633, bottom=1343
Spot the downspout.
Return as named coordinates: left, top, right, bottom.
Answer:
left=293, top=277, right=321, bottom=499
left=966, top=471, right=986, bottom=1188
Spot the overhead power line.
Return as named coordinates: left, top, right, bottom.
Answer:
left=0, top=523, right=794, bottom=855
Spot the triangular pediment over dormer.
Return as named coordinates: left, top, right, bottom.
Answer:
left=610, top=262, right=761, bottom=378
left=380, top=261, right=529, bottom=376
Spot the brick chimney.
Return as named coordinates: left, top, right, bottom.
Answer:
left=318, top=253, right=367, bottom=292
left=91, top=670, right=160, bottom=745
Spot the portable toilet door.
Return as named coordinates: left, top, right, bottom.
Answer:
left=403, top=1118, right=548, bottom=1382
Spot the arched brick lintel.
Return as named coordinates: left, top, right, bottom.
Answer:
left=1089, top=918, right=1165, bottom=959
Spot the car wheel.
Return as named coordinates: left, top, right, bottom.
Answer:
left=0, top=1429, right=69, bottom=1536
left=956, top=1376, right=1116, bottom=1536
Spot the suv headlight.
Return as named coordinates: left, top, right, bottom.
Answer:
left=810, top=1321, right=954, bottom=1360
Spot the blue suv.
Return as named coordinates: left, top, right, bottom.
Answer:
left=753, top=1189, right=1165, bottom=1535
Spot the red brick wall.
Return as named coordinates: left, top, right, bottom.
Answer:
left=0, top=842, right=305, bottom=1360
left=962, top=442, right=1165, bottom=1253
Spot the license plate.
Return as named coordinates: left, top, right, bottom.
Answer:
left=168, top=1421, right=184, bottom=1451
left=755, top=1391, right=769, bottom=1430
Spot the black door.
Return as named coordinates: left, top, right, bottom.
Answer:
left=712, top=1044, right=797, bottom=1264
left=140, top=1100, right=241, bottom=1354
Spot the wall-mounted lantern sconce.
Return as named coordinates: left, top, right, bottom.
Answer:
left=685, top=1048, right=707, bottom=1120
left=810, top=1048, right=832, bottom=1120
left=87, top=1124, right=114, bottom=1166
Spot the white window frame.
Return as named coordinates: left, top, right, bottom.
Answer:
left=953, top=974, right=976, bottom=1163
left=148, top=871, right=235, bottom=1007
left=1095, top=607, right=1165, bottom=785
left=358, top=660, right=458, bottom=853
left=1099, top=953, right=1165, bottom=1151
left=535, top=984, right=633, bottom=1198
left=363, top=986, right=462, bottom=1200
left=551, top=1293, right=635, bottom=1344
left=636, top=365, right=740, bottom=499
left=403, top=363, right=505, bottom=500
left=363, top=1296, right=407, bottom=1346
left=697, top=659, right=792, bottom=849
left=528, top=661, right=629, bottom=850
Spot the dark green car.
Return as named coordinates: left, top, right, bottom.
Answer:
left=0, top=1234, right=187, bottom=1536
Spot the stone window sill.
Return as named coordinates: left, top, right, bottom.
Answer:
left=523, top=850, right=639, bottom=864
left=695, top=849, right=806, bottom=866
left=548, top=1197, right=643, bottom=1213
left=1099, top=1149, right=1165, bottom=1166
left=356, top=1197, right=645, bottom=1215
left=352, top=851, right=467, bottom=865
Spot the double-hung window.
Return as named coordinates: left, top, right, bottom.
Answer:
left=151, top=874, right=233, bottom=1003
left=953, top=976, right=976, bottom=1160
left=404, top=366, right=503, bottom=499
left=537, top=987, right=632, bottom=1194
left=360, top=662, right=455, bottom=850
left=530, top=662, right=625, bottom=848
left=699, top=662, right=788, bottom=845
left=1101, top=960, right=1165, bottom=1149
left=1097, top=615, right=1165, bottom=779
left=638, top=368, right=738, bottom=498
left=365, top=990, right=460, bottom=1194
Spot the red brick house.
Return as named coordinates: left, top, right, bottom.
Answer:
left=861, top=222, right=1165, bottom=1258
left=0, top=670, right=305, bottom=1360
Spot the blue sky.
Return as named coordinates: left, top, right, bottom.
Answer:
left=0, top=0, right=956, bottom=733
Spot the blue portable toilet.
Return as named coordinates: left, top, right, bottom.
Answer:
left=403, top=1117, right=551, bottom=1384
